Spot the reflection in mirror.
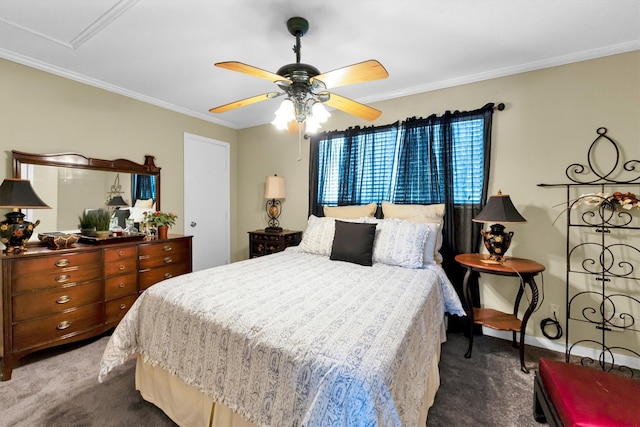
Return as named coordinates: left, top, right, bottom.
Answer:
left=23, top=164, right=137, bottom=231
left=12, top=151, right=160, bottom=237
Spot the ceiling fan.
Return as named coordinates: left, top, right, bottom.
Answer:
left=209, top=17, right=389, bottom=132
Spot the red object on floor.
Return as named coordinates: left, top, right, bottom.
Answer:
left=538, top=358, right=640, bottom=427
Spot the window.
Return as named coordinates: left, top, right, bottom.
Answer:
left=311, top=107, right=492, bottom=214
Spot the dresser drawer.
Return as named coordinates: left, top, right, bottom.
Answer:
left=105, top=272, right=137, bottom=300
left=11, top=251, right=102, bottom=277
left=139, top=246, right=190, bottom=270
left=104, top=246, right=137, bottom=263
left=13, top=303, right=103, bottom=351
left=139, top=239, right=190, bottom=259
left=105, top=294, right=137, bottom=325
left=138, top=263, right=191, bottom=291
left=104, top=257, right=137, bottom=277
left=12, top=264, right=103, bottom=294
left=12, top=280, right=103, bottom=322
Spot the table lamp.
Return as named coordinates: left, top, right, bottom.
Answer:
left=0, top=178, right=51, bottom=253
left=264, top=175, right=285, bottom=232
left=472, top=190, right=526, bottom=263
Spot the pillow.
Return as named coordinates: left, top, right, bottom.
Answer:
left=127, top=206, right=149, bottom=223
left=421, top=223, right=440, bottom=265
left=382, top=202, right=445, bottom=263
left=371, top=219, right=430, bottom=268
left=134, top=198, right=154, bottom=209
left=323, top=203, right=377, bottom=219
left=296, top=215, right=336, bottom=256
left=330, top=220, right=377, bottom=266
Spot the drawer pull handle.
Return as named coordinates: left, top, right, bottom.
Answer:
left=56, top=274, right=71, bottom=283
left=57, top=320, right=72, bottom=330
left=118, top=265, right=125, bottom=270
left=118, top=250, right=125, bottom=256
left=163, top=245, right=172, bottom=252
left=55, top=259, right=70, bottom=267
left=56, top=295, right=71, bottom=304
left=164, top=273, right=173, bottom=279
left=163, top=257, right=173, bottom=264
left=119, top=282, right=126, bottom=288
left=120, top=304, right=127, bottom=310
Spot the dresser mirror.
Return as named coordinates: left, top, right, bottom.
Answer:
left=12, top=151, right=161, bottom=233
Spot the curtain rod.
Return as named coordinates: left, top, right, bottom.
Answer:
left=494, top=102, right=505, bottom=111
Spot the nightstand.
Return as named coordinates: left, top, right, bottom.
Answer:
left=455, top=253, right=545, bottom=373
left=248, top=229, right=302, bottom=258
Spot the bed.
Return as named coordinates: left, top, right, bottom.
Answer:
left=99, top=212, right=465, bottom=426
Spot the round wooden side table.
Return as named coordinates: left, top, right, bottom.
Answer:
left=455, top=253, right=545, bottom=373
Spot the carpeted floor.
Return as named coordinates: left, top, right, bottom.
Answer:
left=0, top=331, right=562, bottom=426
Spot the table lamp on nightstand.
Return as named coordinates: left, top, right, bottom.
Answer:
left=264, top=175, right=286, bottom=233
left=0, top=178, right=51, bottom=253
left=472, top=190, right=526, bottom=263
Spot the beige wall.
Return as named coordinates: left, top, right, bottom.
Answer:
left=237, top=51, right=640, bottom=347
left=2, top=51, right=638, bottom=348
left=0, top=58, right=240, bottom=258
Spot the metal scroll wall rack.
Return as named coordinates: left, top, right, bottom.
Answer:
left=539, top=127, right=640, bottom=376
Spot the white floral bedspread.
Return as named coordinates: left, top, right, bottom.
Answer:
left=99, top=251, right=464, bottom=426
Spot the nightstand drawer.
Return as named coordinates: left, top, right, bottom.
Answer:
left=248, top=229, right=302, bottom=258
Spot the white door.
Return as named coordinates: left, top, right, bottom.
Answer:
left=184, top=133, right=229, bottom=271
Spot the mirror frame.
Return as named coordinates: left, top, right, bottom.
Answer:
left=12, top=150, right=161, bottom=211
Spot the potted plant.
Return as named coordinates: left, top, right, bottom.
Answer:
left=93, top=209, right=112, bottom=238
left=143, top=211, right=177, bottom=239
left=78, top=211, right=98, bottom=236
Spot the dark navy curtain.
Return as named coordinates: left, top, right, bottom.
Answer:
left=132, top=174, right=157, bottom=205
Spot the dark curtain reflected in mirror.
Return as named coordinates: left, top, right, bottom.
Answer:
left=132, top=174, right=157, bottom=205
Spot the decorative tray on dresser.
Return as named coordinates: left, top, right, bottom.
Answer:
left=0, top=234, right=192, bottom=381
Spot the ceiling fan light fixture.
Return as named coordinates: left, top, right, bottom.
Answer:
left=305, top=116, right=321, bottom=133
left=271, top=99, right=295, bottom=130
left=311, top=101, right=330, bottom=123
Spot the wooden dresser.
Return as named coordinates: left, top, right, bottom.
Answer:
left=1, top=235, right=192, bottom=381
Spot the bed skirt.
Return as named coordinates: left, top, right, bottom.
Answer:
left=135, top=321, right=446, bottom=427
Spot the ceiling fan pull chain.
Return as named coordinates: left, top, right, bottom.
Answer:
left=297, top=126, right=303, bottom=162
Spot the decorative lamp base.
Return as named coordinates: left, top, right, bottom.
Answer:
left=0, top=211, right=40, bottom=254
left=480, top=223, right=514, bottom=264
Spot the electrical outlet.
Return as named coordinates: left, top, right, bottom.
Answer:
left=549, top=304, right=560, bottom=318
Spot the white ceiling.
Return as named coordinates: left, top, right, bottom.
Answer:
left=1, top=0, right=638, bottom=130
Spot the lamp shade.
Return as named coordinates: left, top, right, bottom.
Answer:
left=107, top=195, right=129, bottom=207
left=0, top=178, right=50, bottom=209
left=0, top=178, right=50, bottom=253
left=264, top=176, right=286, bottom=199
left=472, top=191, right=526, bottom=224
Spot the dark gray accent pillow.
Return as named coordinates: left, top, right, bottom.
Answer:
left=330, top=220, right=377, bottom=266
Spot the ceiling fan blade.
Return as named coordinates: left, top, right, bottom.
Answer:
left=209, top=92, right=280, bottom=114
left=323, top=93, right=382, bottom=121
left=215, top=61, right=285, bottom=82
left=312, top=60, right=388, bottom=89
